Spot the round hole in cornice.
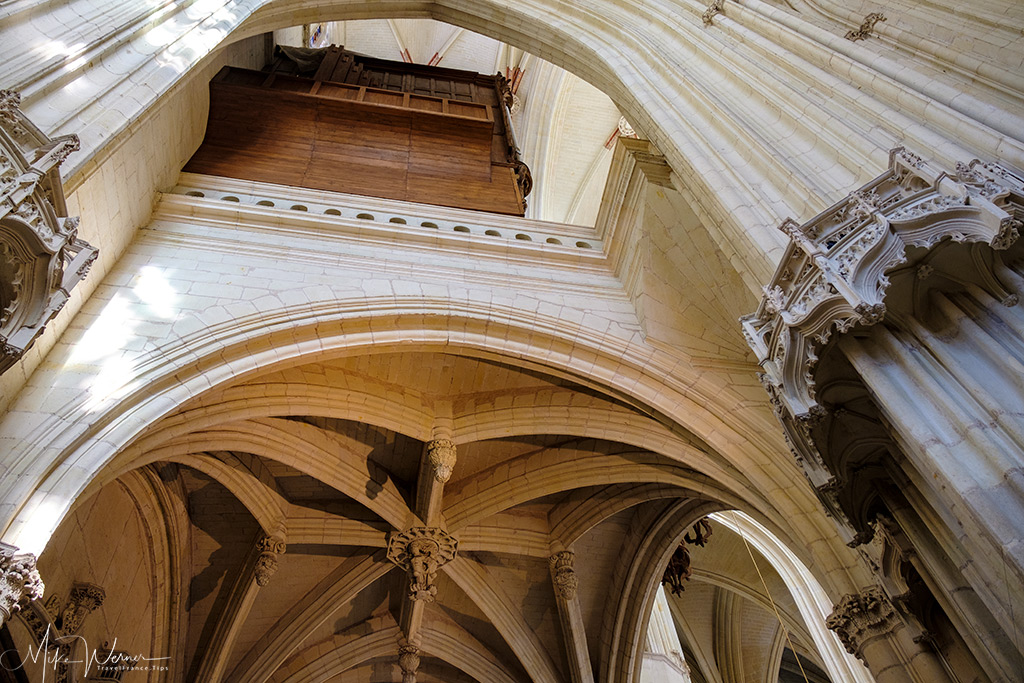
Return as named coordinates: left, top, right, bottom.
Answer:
left=546, top=237, right=562, bottom=245
left=221, top=195, right=240, bottom=202
left=357, top=213, right=375, bottom=220
left=389, top=217, right=407, bottom=224
left=421, top=222, right=439, bottom=229
left=576, top=241, right=592, bottom=249
left=515, top=233, right=532, bottom=241
left=485, top=229, right=501, bottom=237
left=256, top=200, right=275, bottom=207
left=291, top=204, right=308, bottom=211
left=453, top=226, right=471, bottom=233
left=324, top=208, right=341, bottom=216
left=185, top=191, right=205, bottom=197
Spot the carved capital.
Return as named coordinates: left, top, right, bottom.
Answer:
left=0, top=543, right=44, bottom=625
left=387, top=528, right=458, bottom=603
left=398, top=644, right=420, bottom=683
left=826, top=587, right=902, bottom=661
left=426, top=438, right=456, bottom=484
left=254, top=537, right=286, bottom=587
left=60, top=582, right=105, bottom=634
left=549, top=551, right=578, bottom=601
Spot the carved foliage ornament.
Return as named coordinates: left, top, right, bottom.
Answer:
left=826, top=587, right=902, bottom=661
left=386, top=527, right=457, bottom=603
left=0, top=543, right=43, bottom=625
left=702, top=0, right=726, bottom=26
left=741, top=148, right=1023, bottom=544
left=845, top=13, right=886, bottom=41
left=0, top=90, right=97, bottom=375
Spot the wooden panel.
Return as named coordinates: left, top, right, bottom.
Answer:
left=185, top=68, right=526, bottom=215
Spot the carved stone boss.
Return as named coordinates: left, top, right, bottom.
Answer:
left=826, top=587, right=901, bottom=661
left=398, top=643, right=420, bottom=683
left=254, top=536, right=286, bottom=586
left=0, top=90, right=97, bottom=375
left=741, top=148, right=1023, bottom=537
left=387, top=527, right=458, bottom=602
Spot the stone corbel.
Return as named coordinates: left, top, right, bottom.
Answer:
left=549, top=550, right=578, bottom=601
left=0, top=543, right=44, bottom=628
left=254, top=537, right=286, bottom=586
left=58, top=582, right=105, bottom=635
left=398, top=643, right=420, bottom=683
left=387, top=527, right=458, bottom=603
left=426, top=439, right=456, bottom=484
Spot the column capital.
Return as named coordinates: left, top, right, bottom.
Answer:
left=0, top=543, right=44, bottom=625
left=826, top=586, right=902, bottom=661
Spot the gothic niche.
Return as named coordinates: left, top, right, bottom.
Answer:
left=0, top=90, right=97, bottom=374
left=661, top=517, right=712, bottom=595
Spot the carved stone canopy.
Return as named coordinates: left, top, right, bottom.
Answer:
left=742, top=148, right=1022, bottom=422
left=386, top=527, right=458, bottom=603
left=742, top=149, right=1023, bottom=544
left=0, top=90, right=97, bottom=375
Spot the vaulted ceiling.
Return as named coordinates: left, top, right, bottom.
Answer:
left=17, top=350, right=827, bottom=683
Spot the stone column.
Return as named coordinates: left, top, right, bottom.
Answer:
left=827, top=587, right=950, bottom=683
left=839, top=298, right=1024, bottom=642
left=0, top=543, right=43, bottom=627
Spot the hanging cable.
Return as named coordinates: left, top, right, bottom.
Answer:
left=737, top=528, right=812, bottom=683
